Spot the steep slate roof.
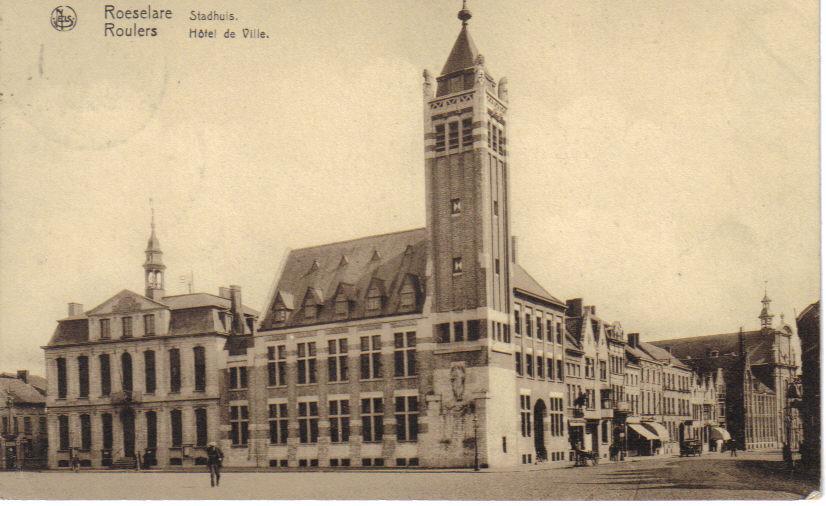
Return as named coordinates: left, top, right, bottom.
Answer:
left=260, top=228, right=429, bottom=330
left=163, top=293, right=259, bottom=316
left=637, top=341, right=690, bottom=369
left=650, top=330, right=777, bottom=366
left=512, top=264, right=565, bottom=307
left=441, top=25, right=479, bottom=75
left=0, top=377, right=46, bottom=405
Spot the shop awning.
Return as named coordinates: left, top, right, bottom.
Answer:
left=710, top=427, right=732, bottom=441
left=628, top=423, right=659, bottom=440
left=642, top=422, right=671, bottom=442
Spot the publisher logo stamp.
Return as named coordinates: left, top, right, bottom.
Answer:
left=50, top=6, right=77, bottom=32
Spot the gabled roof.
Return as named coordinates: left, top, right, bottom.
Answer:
left=637, top=342, right=690, bottom=369
left=0, top=373, right=47, bottom=396
left=85, top=289, right=167, bottom=316
left=512, top=264, right=566, bottom=307
left=0, top=377, right=45, bottom=405
left=260, top=228, right=428, bottom=330
left=441, top=25, right=479, bottom=75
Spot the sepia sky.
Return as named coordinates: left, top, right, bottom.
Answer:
left=0, top=0, right=819, bottom=374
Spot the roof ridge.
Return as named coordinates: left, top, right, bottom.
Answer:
left=289, top=227, right=426, bottom=253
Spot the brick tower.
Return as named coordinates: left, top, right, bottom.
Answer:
left=420, top=1, right=516, bottom=467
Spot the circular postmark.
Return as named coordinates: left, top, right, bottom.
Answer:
left=50, top=6, right=77, bottom=32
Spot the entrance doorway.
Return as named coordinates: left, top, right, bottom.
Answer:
left=4, top=445, right=16, bottom=469
left=121, top=409, right=136, bottom=457
left=533, top=399, right=547, bottom=461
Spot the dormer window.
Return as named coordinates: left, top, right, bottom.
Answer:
left=708, top=349, right=719, bottom=358
left=335, top=297, right=349, bottom=320
left=366, top=287, right=382, bottom=312
left=274, top=307, right=287, bottom=322
left=304, top=304, right=317, bottom=320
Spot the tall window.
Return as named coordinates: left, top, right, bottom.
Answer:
left=193, top=346, right=206, bottom=392
left=556, top=322, right=563, bottom=344
left=585, top=358, right=595, bottom=379
left=547, top=358, right=554, bottom=382
left=520, top=395, right=532, bottom=437
left=361, top=397, right=383, bottom=443
left=144, top=314, right=156, bottom=336
left=546, top=319, right=554, bottom=342
left=452, top=257, right=463, bottom=274
left=394, top=332, right=416, bottom=377
left=328, top=339, right=349, bottom=382
left=536, top=355, right=544, bottom=379
left=360, top=335, right=382, bottom=380
left=143, top=350, right=156, bottom=393
left=296, top=343, right=317, bottom=384
left=145, top=411, right=157, bottom=449
left=58, top=415, right=69, bottom=450
left=515, top=352, right=523, bottom=375
left=77, top=355, right=89, bottom=398
left=599, top=360, right=607, bottom=381
left=99, top=354, right=111, bottom=396
left=195, top=408, right=208, bottom=447
left=121, top=352, right=133, bottom=392
left=461, top=117, right=473, bottom=146
left=101, top=413, right=113, bottom=449
left=169, top=349, right=181, bottom=393
left=79, top=414, right=91, bottom=450
left=448, top=120, right=459, bottom=149
left=170, top=409, right=183, bottom=447
left=229, top=405, right=249, bottom=445
left=267, top=345, right=287, bottom=386
left=56, top=357, right=67, bottom=399
left=434, top=124, right=445, bottom=152
left=122, top=316, right=133, bottom=338
left=298, top=401, right=318, bottom=444
left=526, top=353, right=534, bottom=377
left=268, top=403, right=288, bottom=444
left=395, top=396, right=418, bottom=442
left=229, top=367, right=248, bottom=389
left=453, top=321, right=465, bottom=342
left=536, top=315, right=543, bottom=340
left=100, top=319, right=111, bottom=340
left=399, top=283, right=416, bottom=312
left=525, top=311, right=533, bottom=338
left=366, top=287, right=382, bottom=312
left=513, top=309, right=521, bottom=336
left=329, top=399, right=350, bottom=443
left=23, top=417, right=31, bottom=435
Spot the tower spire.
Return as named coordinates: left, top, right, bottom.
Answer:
left=144, top=200, right=166, bottom=300
left=759, top=281, right=774, bottom=328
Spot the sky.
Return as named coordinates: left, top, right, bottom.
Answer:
left=0, top=0, right=819, bottom=375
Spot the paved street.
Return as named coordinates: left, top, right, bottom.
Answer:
left=0, top=451, right=818, bottom=500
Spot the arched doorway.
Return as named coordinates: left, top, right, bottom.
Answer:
left=533, top=399, right=547, bottom=462
left=120, top=408, right=136, bottom=458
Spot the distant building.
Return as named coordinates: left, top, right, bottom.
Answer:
left=796, top=300, right=818, bottom=471
left=651, top=293, right=801, bottom=450
left=0, top=371, right=48, bottom=469
left=43, top=218, right=258, bottom=470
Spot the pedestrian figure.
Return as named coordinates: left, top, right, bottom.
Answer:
left=729, top=439, right=737, bottom=457
left=70, top=447, right=79, bottom=472
left=206, top=442, right=223, bottom=487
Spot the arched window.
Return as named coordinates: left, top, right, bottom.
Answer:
left=121, top=353, right=133, bottom=392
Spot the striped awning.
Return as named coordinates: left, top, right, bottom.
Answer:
left=642, top=422, right=671, bottom=442
left=628, top=423, right=659, bottom=440
left=710, top=426, right=732, bottom=441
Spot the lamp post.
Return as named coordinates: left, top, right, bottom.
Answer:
left=473, top=410, right=479, bottom=471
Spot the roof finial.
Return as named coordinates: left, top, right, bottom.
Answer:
left=150, top=198, right=156, bottom=232
left=458, top=0, right=472, bottom=26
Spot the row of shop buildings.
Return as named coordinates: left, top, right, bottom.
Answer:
left=26, top=3, right=805, bottom=471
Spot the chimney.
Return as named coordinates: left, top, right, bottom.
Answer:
left=584, top=305, right=596, bottom=316
left=566, top=298, right=583, bottom=318
left=68, top=302, right=84, bottom=317
left=16, top=370, right=28, bottom=384
left=511, top=236, right=518, bottom=264
left=218, top=286, right=232, bottom=299
left=229, top=285, right=245, bottom=335
left=627, top=332, right=640, bottom=348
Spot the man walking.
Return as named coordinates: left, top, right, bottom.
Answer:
left=206, top=442, right=223, bottom=487
left=69, top=447, right=79, bottom=472
left=729, top=439, right=737, bottom=457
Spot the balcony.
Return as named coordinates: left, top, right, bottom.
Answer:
left=567, top=407, right=585, bottom=420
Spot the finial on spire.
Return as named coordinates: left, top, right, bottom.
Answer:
left=458, top=0, right=472, bottom=25
left=150, top=198, right=156, bottom=232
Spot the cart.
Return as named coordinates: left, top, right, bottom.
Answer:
left=680, top=439, right=703, bottom=457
